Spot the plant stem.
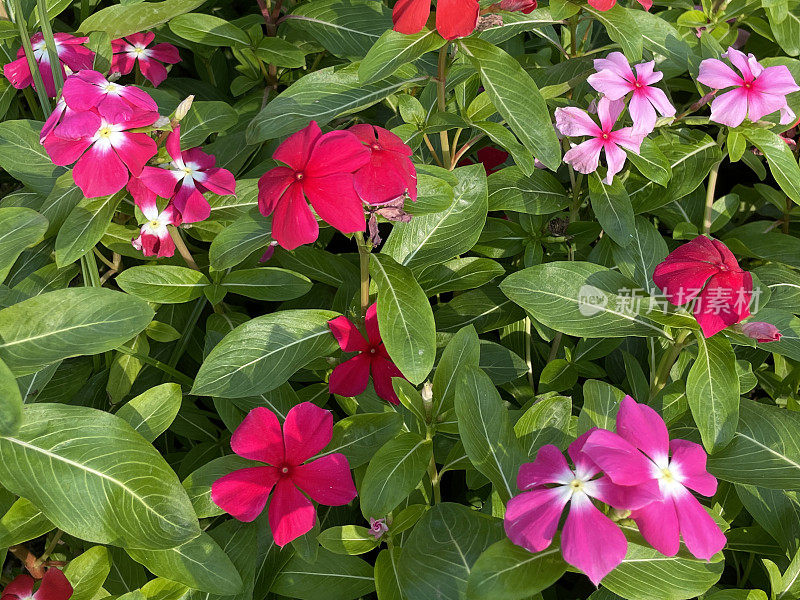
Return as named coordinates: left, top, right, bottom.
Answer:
left=436, top=45, right=451, bottom=167
left=80, top=0, right=89, bottom=21
left=354, top=231, right=370, bottom=320
left=10, top=0, right=51, bottom=116
left=36, top=0, right=63, bottom=94
left=703, top=161, right=721, bottom=235
left=115, top=345, right=195, bottom=388
left=34, top=530, right=62, bottom=567
left=526, top=317, right=536, bottom=391
left=427, top=452, right=441, bottom=505
left=422, top=133, right=444, bottom=167
left=169, top=227, right=201, bottom=271
left=649, top=329, right=691, bottom=400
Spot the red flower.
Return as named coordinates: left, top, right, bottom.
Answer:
left=392, top=0, right=480, bottom=40
left=111, top=32, right=181, bottom=87
left=349, top=124, right=417, bottom=205
left=328, top=303, right=405, bottom=404
left=257, top=121, right=370, bottom=250
left=459, top=146, right=510, bottom=175
left=1, top=570, right=72, bottom=600
left=499, top=0, right=538, bottom=13
left=653, top=236, right=752, bottom=338
left=588, top=0, right=652, bottom=10
left=211, top=403, right=357, bottom=547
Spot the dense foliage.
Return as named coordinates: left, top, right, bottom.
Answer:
left=1, top=1, right=800, bottom=600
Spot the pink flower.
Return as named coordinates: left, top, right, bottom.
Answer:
left=328, top=303, right=405, bottom=404
left=588, top=52, right=675, bottom=134
left=392, top=0, right=480, bottom=40
left=349, top=124, right=417, bottom=205
left=42, top=109, right=157, bottom=198
left=588, top=0, right=652, bottom=10
left=257, top=121, right=370, bottom=250
left=111, top=32, right=181, bottom=87
left=1, top=570, right=72, bottom=600
left=128, top=178, right=181, bottom=258
left=499, top=0, right=537, bottom=13
left=211, top=403, right=357, bottom=547
left=652, top=235, right=752, bottom=338
left=698, top=47, right=800, bottom=127
left=741, top=321, right=782, bottom=343
left=62, top=70, right=159, bottom=123
left=582, top=397, right=726, bottom=560
left=3, top=32, right=94, bottom=97
left=504, top=431, right=658, bottom=585
left=138, top=125, right=236, bottom=223
left=368, top=517, right=389, bottom=540
left=555, top=97, right=645, bottom=184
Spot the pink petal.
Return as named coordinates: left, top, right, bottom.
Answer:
left=305, top=130, right=371, bottom=177
left=328, top=316, right=369, bottom=352
left=741, top=321, right=782, bottom=343
left=567, top=429, right=601, bottom=479
left=365, top=302, right=381, bottom=345
left=616, top=396, right=670, bottom=465
left=607, top=127, right=644, bottom=153
left=642, top=86, right=675, bottom=117
left=698, top=58, right=743, bottom=89
left=149, top=42, right=181, bottom=64
left=630, top=497, right=680, bottom=557
left=120, top=85, right=159, bottom=116
left=62, top=71, right=106, bottom=112
left=183, top=147, right=216, bottom=170
left=375, top=125, right=413, bottom=156
left=392, top=0, right=430, bottom=35
left=43, top=135, right=91, bottom=166
left=669, top=439, right=717, bottom=497
left=3, top=575, right=34, bottom=599
left=709, top=87, right=749, bottom=127
left=211, top=466, right=279, bottom=521
left=504, top=487, right=571, bottom=553
left=140, top=166, right=180, bottom=199
left=583, top=475, right=660, bottom=511
left=328, top=354, right=371, bottom=398
left=54, top=109, right=101, bottom=140
left=274, top=121, right=322, bottom=172
left=724, top=47, right=754, bottom=81
left=3, top=56, right=33, bottom=90
left=587, top=69, right=634, bottom=101
left=231, top=406, right=285, bottom=465
left=562, top=493, right=627, bottom=585
left=128, top=176, right=158, bottom=217
left=111, top=52, right=135, bottom=76
left=597, top=97, right=625, bottom=131
left=73, top=144, right=129, bottom=198
left=291, top=454, right=357, bottom=506
left=166, top=126, right=182, bottom=161
left=172, top=185, right=211, bottom=224
left=303, top=174, right=365, bottom=234
left=198, top=167, right=236, bottom=197
left=127, top=32, right=155, bottom=46
left=753, top=64, right=800, bottom=96
left=268, top=478, right=316, bottom=546
left=112, top=132, right=157, bottom=176
left=593, top=52, right=634, bottom=82
left=563, top=138, right=604, bottom=175
left=746, top=90, right=791, bottom=123
left=554, top=107, right=602, bottom=137
left=694, top=270, right=752, bottom=337
left=370, top=355, right=405, bottom=405
left=139, top=58, right=169, bottom=87
left=710, top=238, right=740, bottom=270
left=33, top=569, right=72, bottom=600
left=272, top=182, right=319, bottom=250
left=283, top=402, right=333, bottom=466
left=629, top=92, right=658, bottom=134
left=258, top=167, right=297, bottom=216
left=634, top=61, right=661, bottom=85
left=581, top=429, right=657, bottom=486
left=602, top=142, right=628, bottom=184
left=517, top=445, right=574, bottom=490
left=673, top=488, right=726, bottom=560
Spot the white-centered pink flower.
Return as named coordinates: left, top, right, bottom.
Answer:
left=62, top=70, right=159, bottom=123
left=698, top=47, right=800, bottom=127
left=111, top=32, right=181, bottom=87
left=555, top=97, right=645, bottom=184
left=138, top=125, right=235, bottom=223
left=587, top=52, right=675, bottom=134
left=129, top=178, right=181, bottom=258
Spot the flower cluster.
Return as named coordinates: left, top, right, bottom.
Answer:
left=257, top=121, right=417, bottom=250
left=505, top=396, right=725, bottom=585
left=211, top=403, right=357, bottom=546
left=0, top=569, right=72, bottom=600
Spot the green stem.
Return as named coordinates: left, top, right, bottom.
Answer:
left=115, top=345, right=195, bottom=388
left=702, top=160, right=721, bottom=235
left=526, top=317, right=536, bottom=391
left=169, top=227, right=201, bottom=271
left=10, top=0, right=51, bottom=116
left=80, top=0, right=89, bottom=22
left=649, top=330, right=691, bottom=400
left=34, top=531, right=62, bottom=567
left=81, top=252, right=102, bottom=288
left=36, top=0, right=63, bottom=95
left=436, top=45, right=451, bottom=168
left=354, top=231, right=371, bottom=321
left=22, top=88, right=43, bottom=120
left=426, top=451, right=441, bottom=505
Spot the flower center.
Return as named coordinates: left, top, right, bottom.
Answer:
left=295, top=172, right=304, bottom=181
left=744, top=82, right=752, bottom=89
left=104, top=83, right=120, bottom=93
left=371, top=143, right=381, bottom=151
left=569, top=479, right=584, bottom=493
left=601, top=133, right=609, bottom=140
left=659, top=468, right=674, bottom=482
left=369, top=347, right=376, bottom=354
left=183, top=166, right=193, bottom=176
left=634, top=80, right=642, bottom=88
left=98, top=127, right=112, bottom=138
left=148, top=219, right=160, bottom=229
left=134, top=47, right=145, bottom=55
left=281, top=467, right=289, bottom=474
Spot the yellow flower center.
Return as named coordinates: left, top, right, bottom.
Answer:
left=98, top=127, right=112, bottom=138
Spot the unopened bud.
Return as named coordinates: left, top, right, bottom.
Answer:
left=739, top=321, right=782, bottom=343
left=421, top=382, right=433, bottom=403
left=175, top=95, right=195, bottom=121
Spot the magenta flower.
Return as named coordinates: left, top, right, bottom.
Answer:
left=257, top=121, right=370, bottom=250
left=741, top=321, right=782, bottom=343
left=652, top=235, right=752, bottom=338
left=582, top=396, right=726, bottom=560
left=3, top=32, right=94, bottom=97
left=211, top=403, right=357, bottom=547
left=1, top=570, right=72, bottom=600
left=368, top=517, right=389, bottom=540
left=349, top=124, right=417, bottom=205
left=111, top=32, right=181, bottom=87
left=328, top=303, right=405, bottom=404
left=554, top=97, right=645, bottom=184
left=499, top=0, right=538, bottom=13
left=62, top=70, right=159, bottom=123
left=138, top=125, right=236, bottom=223
left=504, top=432, right=658, bottom=585
left=587, top=52, right=675, bottom=134
left=42, top=109, right=157, bottom=198
left=128, top=178, right=181, bottom=258
left=698, top=47, right=800, bottom=127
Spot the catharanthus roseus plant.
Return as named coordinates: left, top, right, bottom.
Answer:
left=1, top=0, right=800, bottom=600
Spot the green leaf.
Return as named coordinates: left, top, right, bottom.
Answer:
left=0, top=120, right=64, bottom=196
left=127, top=532, right=243, bottom=595
left=687, top=332, right=739, bottom=453
left=0, top=288, right=154, bottom=376
left=0, top=207, right=48, bottom=283
left=192, top=309, right=339, bottom=398
left=578, top=379, right=625, bottom=434
left=181, top=454, right=252, bottom=518
left=466, top=539, right=566, bottom=600
left=179, top=101, right=239, bottom=148
left=419, top=257, right=505, bottom=297
left=397, top=503, right=504, bottom=600
left=383, top=164, right=488, bottom=273
left=0, top=404, right=200, bottom=549
left=767, top=4, right=800, bottom=56
left=626, top=137, right=672, bottom=188
left=456, top=366, right=525, bottom=502
left=487, top=166, right=569, bottom=214
left=515, top=394, right=572, bottom=457
left=629, top=10, right=695, bottom=77
left=221, top=267, right=311, bottom=301
left=432, top=325, right=480, bottom=418
left=374, top=547, right=404, bottom=600
left=583, top=4, right=643, bottom=61
left=54, top=192, right=122, bottom=267
left=318, top=525, right=380, bottom=555
left=359, top=28, right=445, bottom=84
left=271, top=548, right=375, bottom=600
left=247, top=64, right=426, bottom=143
left=476, top=8, right=559, bottom=45
left=0, top=356, right=22, bottom=437
left=370, top=254, right=436, bottom=384
left=459, top=38, right=560, bottom=171
left=0, top=498, right=53, bottom=547
left=500, top=262, right=667, bottom=338
left=116, top=383, right=182, bottom=443
left=321, top=412, right=404, bottom=469
left=735, top=484, right=800, bottom=555
left=254, top=37, right=306, bottom=68
left=65, top=546, right=111, bottom=600
left=40, top=172, right=84, bottom=238
left=360, top=432, right=432, bottom=518
left=742, top=126, right=800, bottom=205
left=79, top=0, right=206, bottom=39
left=611, top=216, right=668, bottom=291
left=588, top=174, right=635, bottom=247
left=116, top=266, right=210, bottom=304
left=208, top=208, right=272, bottom=271
left=169, top=13, right=250, bottom=47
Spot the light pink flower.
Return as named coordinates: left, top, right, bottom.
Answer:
left=3, top=32, right=94, bottom=97
left=698, top=47, right=800, bottom=127
left=111, top=32, right=181, bottom=87
left=1, top=569, right=72, bottom=600
left=588, top=52, right=675, bottom=134
left=582, top=396, right=726, bottom=561
left=555, top=97, right=645, bottom=184
left=504, top=431, right=658, bottom=585
left=368, top=517, right=389, bottom=540
left=128, top=178, right=181, bottom=258
left=139, top=125, right=236, bottom=223
left=42, top=109, right=157, bottom=198
left=62, top=70, right=159, bottom=123
left=211, top=403, right=357, bottom=547
left=741, top=321, right=782, bottom=343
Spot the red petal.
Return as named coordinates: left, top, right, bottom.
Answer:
left=392, top=0, right=431, bottom=34
left=291, top=454, right=357, bottom=505
left=3, top=575, right=34, bottom=600
left=303, top=174, right=365, bottom=234
left=231, top=406, right=285, bottom=465
left=283, top=402, right=333, bottom=465
left=365, top=302, right=381, bottom=345
left=435, top=0, right=479, bottom=39
left=370, top=356, right=404, bottom=405
left=274, top=121, right=322, bottom=171
left=73, top=145, right=129, bottom=198
left=694, top=270, right=752, bottom=337
left=329, top=354, right=371, bottom=398
left=268, top=479, right=316, bottom=546
left=328, top=315, right=369, bottom=352
left=305, top=130, right=370, bottom=177
left=258, top=167, right=296, bottom=216
left=210, top=466, right=279, bottom=522
left=272, top=182, right=319, bottom=250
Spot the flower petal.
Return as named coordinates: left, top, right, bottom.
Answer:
left=628, top=92, right=658, bottom=135
left=211, top=466, right=279, bottom=522
left=504, top=487, right=571, bottom=553
left=669, top=439, right=717, bottom=497
left=268, top=478, right=316, bottom=547
left=73, top=144, right=129, bottom=198
left=149, top=42, right=182, bottom=64
left=283, top=402, right=333, bottom=465
left=631, top=497, right=680, bottom=557
left=517, top=444, right=574, bottom=490
left=328, top=316, right=369, bottom=352
left=231, top=406, right=285, bottom=465
left=563, top=138, right=604, bottom=175
left=33, top=570, right=72, bottom=600
left=616, top=395, right=670, bottom=465
left=555, top=107, right=602, bottom=138
left=258, top=167, right=296, bottom=216
left=272, top=181, right=319, bottom=250
left=392, top=0, right=430, bottom=35
left=674, top=487, right=726, bottom=560
left=597, top=97, right=625, bottom=132
left=291, top=454, right=357, bottom=506
left=371, top=355, right=405, bottom=405
left=328, top=354, right=371, bottom=398
left=305, top=130, right=370, bottom=177
left=694, top=270, right=752, bottom=337
left=303, top=173, right=366, bottom=235
left=708, top=87, right=749, bottom=128
left=274, top=121, right=322, bottom=172
left=435, top=0, right=480, bottom=39
left=140, top=166, right=180, bottom=199
left=698, top=58, right=742, bottom=89
left=112, top=132, right=157, bottom=176
left=3, top=575, right=34, bottom=600
left=587, top=69, right=634, bottom=101
left=581, top=428, right=657, bottom=486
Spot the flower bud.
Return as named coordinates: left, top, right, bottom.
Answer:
left=740, top=321, right=782, bottom=343
left=175, top=95, right=195, bottom=121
